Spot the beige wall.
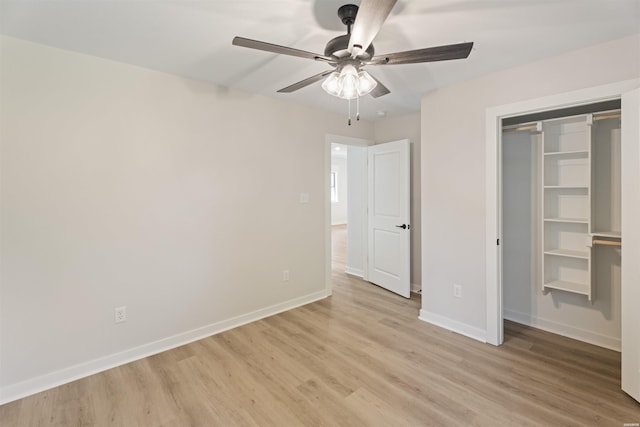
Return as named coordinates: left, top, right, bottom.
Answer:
left=0, top=35, right=374, bottom=399
left=420, top=35, right=640, bottom=334
left=374, top=113, right=421, bottom=290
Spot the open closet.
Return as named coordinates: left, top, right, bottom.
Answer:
left=501, top=100, right=622, bottom=350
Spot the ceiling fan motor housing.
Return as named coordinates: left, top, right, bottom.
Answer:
left=324, top=34, right=375, bottom=60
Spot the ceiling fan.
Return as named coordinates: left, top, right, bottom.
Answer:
left=232, top=0, right=473, bottom=123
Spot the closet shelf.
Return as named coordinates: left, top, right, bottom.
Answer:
left=543, top=150, right=589, bottom=158
left=544, top=185, right=589, bottom=190
left=544, top=249, right=590, bottom=259
left=591, top=231, right=621, bottom=239
left=544, top=217, right=588, bottom=224
left=544, top=280, right=590, bottom=295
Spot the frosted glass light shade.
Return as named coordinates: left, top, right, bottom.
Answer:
left=321, top=72, right=341, bottom=97
left=338, top=64, right=358, bottom=99
left=321, top=65, right=378, bottom=100
left=357, top=71, right=377, bottom=96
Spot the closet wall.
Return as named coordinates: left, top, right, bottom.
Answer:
left=502, top=112, right=622, bottom=351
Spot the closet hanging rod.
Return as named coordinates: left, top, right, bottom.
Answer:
left=593, top=112, right=621, bottom=121
left=502, top=122, right=541, bottom=133
left=593, top=239, right=622, bottom=247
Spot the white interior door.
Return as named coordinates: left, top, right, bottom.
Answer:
left=367, top=140, right=410, bottom=298
left=621, top=87, right=640, bottom=403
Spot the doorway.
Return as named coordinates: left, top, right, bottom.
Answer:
left=485, top=80, right=640, bottom=402
left=501, top=101, right=622, bottom=351
left=324, top=134, right=371, bottom=294
left=330, top=143, right=349, bottom=274
left=325, top=135, right=412, bottom=299
left=485, top=79, right=638, bottom=346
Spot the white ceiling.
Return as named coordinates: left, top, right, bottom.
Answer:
left=1, top=0, right=639, bottom=121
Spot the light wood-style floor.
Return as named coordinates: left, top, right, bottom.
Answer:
left=1, top=225, right=638, bottom=426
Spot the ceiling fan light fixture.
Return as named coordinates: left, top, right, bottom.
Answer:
left=321, top=64, right=377, bottom=100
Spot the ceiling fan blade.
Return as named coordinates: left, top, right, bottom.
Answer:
left=370, top=42, right=474, bottom=65
left=277, top=70, right=335, bottom=93
left=369, top=75, right=390, bottom=98
left=348, top=0, right=397, bottom=57
left=232, top=37, right=333, bottom=62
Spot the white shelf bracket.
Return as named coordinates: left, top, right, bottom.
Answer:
left=535, top=121, right=542, bottom=132
left=586, top=235, right=594, bottom=248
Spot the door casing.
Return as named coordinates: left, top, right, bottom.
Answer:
left=485, top=78, right=640, bottom=346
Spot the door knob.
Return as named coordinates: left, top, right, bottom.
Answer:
left=395, top=224, right=408, bottom=229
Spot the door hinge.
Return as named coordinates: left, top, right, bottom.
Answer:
left=497, top=238, right=500, bottom=246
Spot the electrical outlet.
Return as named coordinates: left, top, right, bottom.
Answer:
left=115, top=306, right=127, bottom=323
left=453, top=284, right=462, bottom=298
left=283, top=270, right=290, bottom=282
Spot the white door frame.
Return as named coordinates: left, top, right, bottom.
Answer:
left=324, top=134, right=373, bottom=294
left=485, top=78, right=640, bottom=346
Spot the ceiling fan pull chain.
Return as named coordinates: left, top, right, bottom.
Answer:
left=356, top=94, right=360, bottom=121
left=348, top=98, right=352, bottom=126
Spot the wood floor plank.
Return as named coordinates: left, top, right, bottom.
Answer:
left=1, top=224, right=638, bottom=426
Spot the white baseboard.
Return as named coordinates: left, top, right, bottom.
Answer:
left=0, top=289, right=331, bottom=405
left=503, top=308, right=621, bottom=352
left=418, top=309, right=486, bottom=343
left=345, top=266, right=364, bottom=277
left=411, top=282, right=421, bottom=294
